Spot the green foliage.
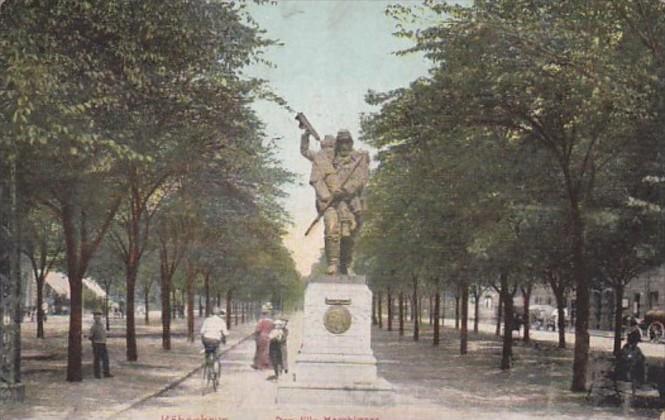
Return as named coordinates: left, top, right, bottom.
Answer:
left=357, top=0, right=665, bottom=381
left=0, top=0, right=299, bottom=377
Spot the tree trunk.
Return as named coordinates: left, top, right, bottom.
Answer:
left=570, top=205, right=590, bottom=392
left=205, top=273, right=211, bottom=317
left=225, top=289, right=232, bottom=331
left=433, top=287, right=440, bottom=346
left=63, top=203, right=83, bottom=382
left=522, top=285, right=531, bottom=343
left=234, top=302, right=239, bottom=326
left=241, top=302, right=246, bottom=323
left=105, top=283, right=110, bottom=331
left=500, top=273, right=513, bottom=370
left=496, top=291, right=503, bottom=336
left=460, top=285, right=468, bottom=355
left=180, top=289, right=185, bottom=319
left=36, top=277, right=45, bottom=338
left=66, top=274, right=83, bottom=382
left=377, top=291, right=383, bottom=329
left=387, top=289, right=393, bottom=331
left=160, top=275, right=171, bottom=350
left=144, top=286, right=150, bottom=325
left=413, top=276, right=419, bottom=342
left=440, top=289, right=445, bottom=328
left=172, top=288, right=177, bottom=319
left=372, top=293, right=377, bottom=325
left=429, top=294, right=433, bottom=326
left=454, top=293, right=460, bottom=330
left=398, top=291, right=404, bottom=336
left=419, top=295, right=424, bottom=325
left=613, top=284, right=624, bottom=356
left=198, top=295, right=203, bottom=318
left=473, top=291, right=480, bottom=334
left=554, top=288, right=566, bottom=349
left=126, top=265, right=138, bottom=361
left=187, top=272, right=194, bottom=342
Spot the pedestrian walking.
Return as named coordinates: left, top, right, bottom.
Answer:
left=280, top=318, right=289, bottom=374
left=267, top=320, right=287, bottom=380
left=251, top=308, right=273, bottom=370
left=88, top=311, right=113, bottom=379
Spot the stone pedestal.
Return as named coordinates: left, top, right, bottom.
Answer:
left=277, top=275, right=394, bottom=405
left=0, top=383, right=25, bottom=402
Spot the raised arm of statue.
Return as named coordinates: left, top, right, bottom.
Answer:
left=300, top=132, right=315, bottom=162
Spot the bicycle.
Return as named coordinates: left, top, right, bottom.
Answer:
left=202, top=348, right=221, bottom=393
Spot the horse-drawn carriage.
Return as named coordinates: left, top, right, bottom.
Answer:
left=638, top=309, right=665, bottom=343
left=530, top=304, right=568, bottom=331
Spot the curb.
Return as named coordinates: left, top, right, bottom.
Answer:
left=108, top=330, right=254, bottom=418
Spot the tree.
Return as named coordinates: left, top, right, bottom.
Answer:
left=1, top=0, right=289, bottom=380
left=385, top=0, right=659, bottom=390
left=21, top=208, right=62, bottom=338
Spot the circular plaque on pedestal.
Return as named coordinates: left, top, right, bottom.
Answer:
left=323, top=305, right=352, bottom=334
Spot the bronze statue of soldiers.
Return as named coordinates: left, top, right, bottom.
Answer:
left=300, top=127, right=368, bottom=275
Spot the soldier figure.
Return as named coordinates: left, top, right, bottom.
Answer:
left=330, top=130, right=368, bottom=274
left=301, top=131, right=338, bottom=273
left=300, top=128, right=368, bottom=275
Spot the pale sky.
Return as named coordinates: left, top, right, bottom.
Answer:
left=246, top=1, right=431, bottom=276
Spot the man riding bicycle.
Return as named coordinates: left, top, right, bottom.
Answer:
left=200, top=307, right=228, bottom=357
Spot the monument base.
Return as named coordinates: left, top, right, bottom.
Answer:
left=277, top=377, right=394, bottom=406
left=0, top=383, right=25, bottom=402
left=277, top=274, right=394, bottom=406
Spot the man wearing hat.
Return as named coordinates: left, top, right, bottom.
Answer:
left=200, top=307, right=228, bottom=356
left=326, top=129, right=369, bottom=275
left=88, top=311, right=113, bottom=378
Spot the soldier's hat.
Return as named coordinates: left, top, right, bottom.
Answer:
left=336, top=130, right=353, bottom=144
left=93, top=310, right=103, bottom=316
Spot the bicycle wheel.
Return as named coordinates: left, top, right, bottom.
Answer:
left=211, top=369, right=218, bottom=391
left=648, top=321, right=664, bottom=343
left=203, top=353, right=214, bottom=391
left=213, top=358, right=222, bottom=391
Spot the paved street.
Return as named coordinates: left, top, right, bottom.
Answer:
left=448, top=319, right=665, bottom=359
left=120, top=313, right=654, bottom=420
left=2, top=313, right=255, bottom=419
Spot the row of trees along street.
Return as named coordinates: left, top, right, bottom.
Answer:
left=354, top=1, right=665, bottom=392
left=0, top=1, right=301, bottom=383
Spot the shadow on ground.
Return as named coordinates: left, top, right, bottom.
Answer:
left=372, top=322, right=660, bottom=419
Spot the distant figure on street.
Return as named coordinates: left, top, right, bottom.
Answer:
left=618, top=317, right=645, bottom=385
left=88, top=311, right=113, bottom=378
left=200, top=307, right=228, bottom=356
left=280, top=318, right=289, bottom=374
left=267, top=319, right=287, bottom=380
left=252, top=309, right=274, bottom=370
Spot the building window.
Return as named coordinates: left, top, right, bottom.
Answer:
left=484, top=296, right=492, bottom=309
left=649, top=291, right=659, bottom=309
left=633, top=293, right=641, bottom=317
left=546, top=297, right=552, bottom=305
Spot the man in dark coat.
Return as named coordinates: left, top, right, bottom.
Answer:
left=88, top=311, right=113, bottom=378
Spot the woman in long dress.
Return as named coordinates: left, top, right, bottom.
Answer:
left=252, top=310, right=274, bottom=369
